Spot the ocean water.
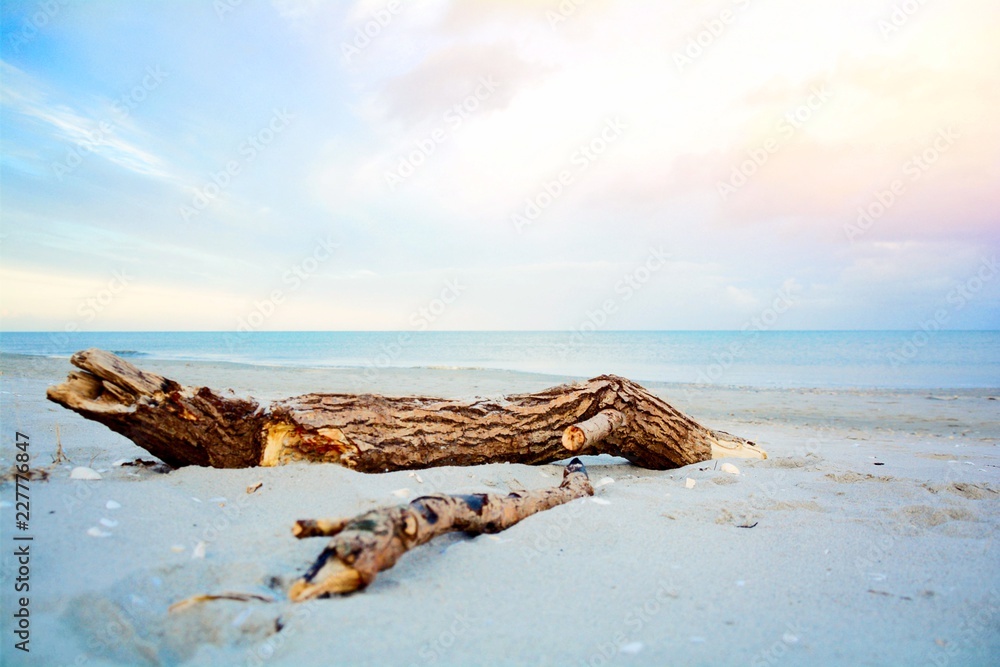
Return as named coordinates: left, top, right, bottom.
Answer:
left=1, top=330, right=997, bottom=390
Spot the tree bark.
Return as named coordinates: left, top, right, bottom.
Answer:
left=288, top=458, right=595, bottom=600
left=46, top=349, right=766, bottom=472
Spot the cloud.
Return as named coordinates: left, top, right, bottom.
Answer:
left=0, top=61, right=176, bottom=181
left=2, top=0, right=998, bottom=331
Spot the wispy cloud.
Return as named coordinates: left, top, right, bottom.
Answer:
left=0, top=61, right=175, bottom=181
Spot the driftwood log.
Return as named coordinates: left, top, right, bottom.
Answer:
left=289, top=457, right=595, bottom=600
left=46, top=349, right=766, bottom=472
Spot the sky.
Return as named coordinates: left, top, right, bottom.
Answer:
left=0, top=0, right=998, bottom=332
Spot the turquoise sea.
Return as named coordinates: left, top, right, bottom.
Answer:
left=1, top=330, right=997, bottom=390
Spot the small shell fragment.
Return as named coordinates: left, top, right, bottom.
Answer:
left=87, top=527, right=111, bottom=537
left=596, top=477, right=615, bottom=487
left=171, top=545, right=185, bottom=553
left=70, top=467, right=102, bottom=480
left=106, top=500, right=122, bottom=510
left=720, top=463, right=740, bottom=475
left=620, top=642, right=644, bottom=655
left=231, top=608, right=253, bottom=628
left=685, top=478, right=697, bottom=489
left=192, top=541, right=207, bottom=559
left=392, top=488, right=411, bottom=498
left=99, top=518, right=118, bottom=528
left=246, top=482, right=263, bottom=494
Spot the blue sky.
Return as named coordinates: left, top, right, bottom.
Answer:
left=1, top=0, right=998, bottom=331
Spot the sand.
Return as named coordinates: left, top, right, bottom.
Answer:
left=1, top=355, right=998, bottom=666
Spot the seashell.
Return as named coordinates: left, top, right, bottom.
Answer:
left=596, top=477, right=615, bottom=487
left=192, top=541, right=207, bottom=559
left=391, top=488, right=411, bottom=498
left=106, top=500, right=122, bottom=510
left=720, top=463, right=740, bottom=475
left=70, top=467, right=102, bottom=480
left=685, top=478, right=697, bottom=489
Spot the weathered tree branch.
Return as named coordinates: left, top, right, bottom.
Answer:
left=288, top=457, right=595, bottom=600
left=46, top=349, right=766, bottom=471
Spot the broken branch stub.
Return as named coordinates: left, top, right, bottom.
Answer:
left=562, top=409, right=626, bottom=452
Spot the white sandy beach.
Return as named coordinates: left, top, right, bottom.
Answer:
left=1, top=355, right=998, bottom=666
